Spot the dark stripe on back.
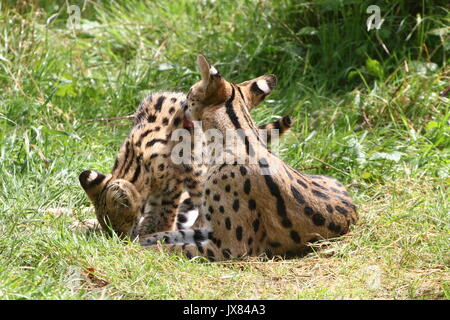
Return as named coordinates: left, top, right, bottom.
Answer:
left=121, top=138, right=135, bottom=177
left=118, top=140, right=131, bottom=175
left=225, top=87, right=240, bottom=129
left=139, top=129, right=152, bottom=140
left=146, top=139, right=167, bottom=148
left=112, top=158, right=119, bottom=172
left=130, top=164, right=141, bottom=183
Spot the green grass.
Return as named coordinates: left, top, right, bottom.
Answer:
left=0, top=0, right=448, bottom=299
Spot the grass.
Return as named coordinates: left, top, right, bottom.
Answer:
left=0, top=0, right=449, bottom=299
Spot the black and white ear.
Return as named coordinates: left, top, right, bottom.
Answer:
left=238, top=74, right=277, bottom=109
left=79, top=170, right=109, bottom=203
left=250, top=75, right=277, bottom=96
left=79, top=170, right=106, bottom=190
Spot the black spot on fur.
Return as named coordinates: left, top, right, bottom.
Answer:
left=225, top=217, right=232, bottom=230
left=339, top=197, right=354, bottom=209
left=239, top=166, right=247, bottom=176
left=328, top=222, right=341, bottom=233
left=225, top=185, right=231, bottom=192
left=235, top=226, right=243, bottom=241
left=154, top=96, right=165, bottom=112
left=243, top=179, right=251, bottom=194
left=291, top=186, right=305, bottom=205
left=232, top=199, right=240, bottom=212
left=290, top=230, right=301, bottom=243
left=193, top=230, right=207, bottom=242
left=312, top=213, right=326, bottom=226
left=326, top=204, right=334, bottom=213
left=335, top=206, right=348, bottom=215
left=312, top=181, right=328, bottom=191
left=252, top=219, right=260, bottom=232
left=213, top=194, right=221, bottom=201
left=304, top=206, right=314, bottom=216
left=296, top=179, right=308, bottom=189
left=248, top=199, right=256, bottom=210
left=222, top=249, right=231, bottom=259
left=312, top=189, right=330, bottom=200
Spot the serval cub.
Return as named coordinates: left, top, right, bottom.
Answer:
left=79, top=91, right=292, bottom=239
left=139, top=55, right=358, bottom=260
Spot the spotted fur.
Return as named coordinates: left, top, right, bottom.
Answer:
left=139, top=55, right=358, bottom=260
left=79, top=91, right=292, bottom=238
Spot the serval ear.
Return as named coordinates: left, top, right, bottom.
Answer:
left=197, top=54, right=211, bottom=89
left=79, top=170, right=109, bottom=203
left=196, top=54, right=225, bottom=99
left=238, top=74, right=277, bottom=110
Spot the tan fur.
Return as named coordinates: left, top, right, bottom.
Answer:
left=79, top=90, right=292, bottom=239
left=140, top=55, right=358, bottom=261
left=79, top=92, right=205, bottom=238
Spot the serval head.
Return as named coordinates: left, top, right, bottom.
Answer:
left=186, top=55, right=277, bottom=130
